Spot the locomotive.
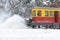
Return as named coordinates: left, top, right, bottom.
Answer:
left=27, top=7, right=60, bottom=29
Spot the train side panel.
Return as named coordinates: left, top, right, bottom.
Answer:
left=32, top=17, right=55, bottom=23
left=32, top=8, right=55, bottom=23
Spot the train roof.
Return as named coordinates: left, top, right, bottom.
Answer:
left=32, top=7, right=60, bottom=10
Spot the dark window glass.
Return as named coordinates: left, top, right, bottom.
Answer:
left=45, top=11, right=48, bottom=16
left=50, top=11, right=53, bottom=16
left=38, top=10, right=41, bottom=16
left=33, top=10, right=36, bottom=16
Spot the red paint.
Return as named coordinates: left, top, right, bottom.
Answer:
left=32, top=17, right=55, bottom=23
left=57, top=17, right=60, bottom=23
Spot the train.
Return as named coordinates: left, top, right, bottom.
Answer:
left=27, top=7, right=60, bottom=29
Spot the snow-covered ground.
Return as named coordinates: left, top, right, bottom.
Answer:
left=0, top=29, right=60, bottom=40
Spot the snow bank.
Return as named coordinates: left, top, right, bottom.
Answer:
left=0, top=14, right=28, bottom=29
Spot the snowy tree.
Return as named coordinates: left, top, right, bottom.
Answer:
left=9, top=0, right=60, bottom=17
left=9, top=0, right=32, bottom=18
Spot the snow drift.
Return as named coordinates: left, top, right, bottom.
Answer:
left=0, top=14, right=28, bottom=29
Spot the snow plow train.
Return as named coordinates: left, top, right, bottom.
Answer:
left=27, top=7, right=60, bottom=29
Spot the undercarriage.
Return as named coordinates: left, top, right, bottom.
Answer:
left=27, top=21, right=60, bottom=29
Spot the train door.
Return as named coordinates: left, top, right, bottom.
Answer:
left=54, top=11, right=58, bottom=22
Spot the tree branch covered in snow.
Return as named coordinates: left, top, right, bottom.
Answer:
left=9, top=0, right=44, bottom=18
left=9, top=0, right=60, bottom=18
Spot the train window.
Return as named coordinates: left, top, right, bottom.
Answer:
left=45, top=11, right=48, bottom=16
left=33, top=10, right=36, bottom=16
left=38, top=10, right=41, bottom=16
left=50, top=11, right=53, bottom=16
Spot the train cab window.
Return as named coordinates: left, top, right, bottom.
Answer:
left=45, top=11, right=48, bottom=16
left=33, top=10, right=36, bottom=16
left=50, top=11, right=53, bottom=16
left=38, top=10, right=41, bottom=16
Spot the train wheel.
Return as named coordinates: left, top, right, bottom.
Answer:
left=38, top=25, right=40, bottom=28
left=49, top=25, right=54, bottom=29
left=59, top=25, right=60, bottom=29
left=31, top=25, right=36, bottom=28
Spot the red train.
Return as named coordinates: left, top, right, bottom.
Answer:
left=27, top=7, right=60, bottom=29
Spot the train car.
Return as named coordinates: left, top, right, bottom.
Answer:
left=27, top=7, right=60, bottom=29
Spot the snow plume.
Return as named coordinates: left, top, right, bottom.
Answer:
left=0, top=14, right=28, bottom=29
